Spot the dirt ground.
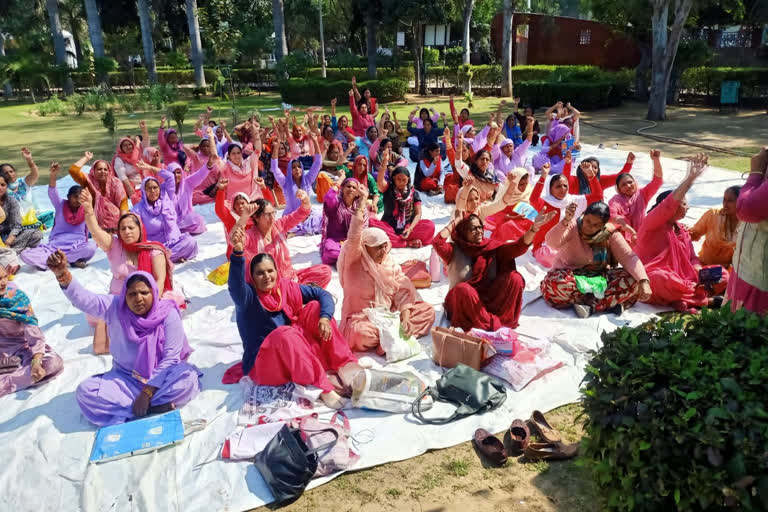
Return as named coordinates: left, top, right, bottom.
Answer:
left=268, top=403, right=595, bottom=512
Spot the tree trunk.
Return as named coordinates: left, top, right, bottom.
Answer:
left=0, top=35, right=13, bottom=99
left=137, top=0, right=157, bottom=84
left=185, top=0, right=206, bottom=87
left=410, top=24, right=422, bottom=96
left=634, top=41, right=650, bottom=101
left=318, top=2, right=326, bottom=78
left=646, top=0, right=694, bottom=121
left=500, top=0, right=514, bottom=97
left=272, top=0, right=288, bottom=62
left=366, top=8, right=377, bottom=79
left=461, top=0, right=474, bottom=66
left=46, top=0, right=74, bottom=95
left=83, top=0, right=105, bottom=58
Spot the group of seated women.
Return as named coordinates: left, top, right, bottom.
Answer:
left=1, top=94, right=746, bottom=423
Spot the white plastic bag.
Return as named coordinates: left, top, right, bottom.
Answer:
left=363, top=307, right=421, bottom=363
left=351, top=369, right=432, bottom=413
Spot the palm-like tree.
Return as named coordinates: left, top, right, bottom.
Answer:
left=83, top=0, right=105, bottom=59
left=272, top=0, right=288, bottom=62
left=185, top=0, right=205, bottom=87
left=137, top=0, right=157, bottom=84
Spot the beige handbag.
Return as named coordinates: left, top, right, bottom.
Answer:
left=431, top=326, right=489, bottom=371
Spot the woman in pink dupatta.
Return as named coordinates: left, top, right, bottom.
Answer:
left=635, top=154, right=726, bottom=312
left=235, top=190, right=332, bottom=288
left=609, top=150, right=664, bottom=246
left=68, top=151, right=128, bottom=232
left=337, top=189, right=435, bottom=354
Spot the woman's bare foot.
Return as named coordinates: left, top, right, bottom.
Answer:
left=337, top=362, right=364, bottom=387
left=320, top=390, right=346, bottom=409
left=406, top=239, right=423, bottom=248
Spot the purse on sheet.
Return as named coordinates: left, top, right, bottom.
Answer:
left=411, top=363, right=508, bottom=425
left=431, top=326, right=489, bottom=371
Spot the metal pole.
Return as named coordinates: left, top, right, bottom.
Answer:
left=318, top=1, right=327, bottom=78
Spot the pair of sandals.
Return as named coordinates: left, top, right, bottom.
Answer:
left=473, top=410, right=579, bottom=466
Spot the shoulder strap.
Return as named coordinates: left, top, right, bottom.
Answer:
left=410, top=387, right=462, bottom=425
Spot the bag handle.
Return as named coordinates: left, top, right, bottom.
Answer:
left=298, top=427, right=340, bottom=456
left=411, top=387, right=462, bottom=425
left=330, top=411, right=351, bottom=431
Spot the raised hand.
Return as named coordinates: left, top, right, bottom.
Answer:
left=84, top=151, right=94, bottom=161
left=220, top=119, right=227, bottom=129
left=231, top=224, right=245, bottom=252
left=565, top=150, right=573, bottom=166
left=689, top=153, right=708, bottom=179
left=357, top=185, right=369, bottom=204
left=750, top=147, right=768, bottom=176
left=49, top=161, right=60, bottom=176
left=79, top=189, right=94, bottom=214
left=533, top=210, right=557, bottom=230
left=649, top=149, right=662, bottom=160
left=351, top=76, right=357, bottom=86
left=330, top=98, right=337, bottom=107
left=626, top=152, right=636, bottom=164
left=46, top=249, right=69, bottom=276
left=563, top=203, right=578, bottom=223
left=160, top=115, right=167, bottom=128
left=541, top=162, right=551, bottom=177
left=348, top=89, right=354, bottom=96
left=443, top=126, right=451, bottom=140
left=21, top=147, right=32, bottom=160
left=216, top=178, right=229, bottom=191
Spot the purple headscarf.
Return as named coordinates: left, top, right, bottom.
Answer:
left=134, top=176, right=176, bottom=219
left=320, top=177, right=368, bottom=249
left=118, top=271, right=190, bottom=380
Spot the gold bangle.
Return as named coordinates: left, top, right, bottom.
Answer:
left=142, top=387, right=155, bottom=398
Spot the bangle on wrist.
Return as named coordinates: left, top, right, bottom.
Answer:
left=142, top=387, right=155, bottom=398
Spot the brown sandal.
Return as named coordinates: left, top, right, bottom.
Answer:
left=473, top=429, right=508, bottom=466
left=508, top=419, right=530, bottom=456
left=528, top=410, right=562, bottom=443
left=524, top=441, right=579, bottom=462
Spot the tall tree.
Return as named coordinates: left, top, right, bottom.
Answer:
left=45, top=0, right=74, bottom=94
left=500, top=0, right=513, bottom=97
left=272, top=0, right=288, bottom=61
left=460, top=0, right=474, bottom=67
left=647, top=0, right=694, bottom=120
left=185, top=0, right=205, bottom=86
left=366, top=9, right=377, bottom=78
left=137, top=0, right=157, bottom=84
left=83, top=0, right=106, bottom=59
left=317, top=0, right=326, bottom=78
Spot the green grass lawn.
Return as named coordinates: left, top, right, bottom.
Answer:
left=0, top=93, right=509, bottom=183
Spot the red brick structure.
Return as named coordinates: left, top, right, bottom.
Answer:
left=491, top=13, right=641, bottom=70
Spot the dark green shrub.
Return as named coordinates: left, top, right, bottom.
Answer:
left=140, top=83, right=178, bottom=110
left=36, top=96, right=67, bottom=116
left=275, top=52, right=314, bottom=79
left=93, top=56, right=119, bottom=77
left=423, top=48, right=440, bottom=66
left=581, top=306, right=768, bottom=511
left=101, top=108, right=117, bottom=138
left=166, top=101, right=189, bottom=137
left=514, top=80, right=627, bottom=109
left=681, top=66, right=768, bottom=100
left=278, top=78, right=407, bottom=104
left=305, top=67, right=413, bottom=81
left=70, top=93, right=87, bottom=115
left=192, top=86, right=206, bottom=99
left=84, top=85, right=113, bottom=111
left=444, top=46, right=464, bottom=67
left=116, top=94, right=143, bottom=113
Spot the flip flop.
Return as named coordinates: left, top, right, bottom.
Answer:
left=528, top=410, right=562, bottom=443
left=473, top=428, right=508, bottom=466
left=508, top=419, right=530, bottom=457
left=524, top=441, right=579, bottom=462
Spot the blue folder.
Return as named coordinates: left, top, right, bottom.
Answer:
left=89, top=410, right=185, bottom=463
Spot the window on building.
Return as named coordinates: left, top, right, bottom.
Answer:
left=579, top=29, right=591, bottom=46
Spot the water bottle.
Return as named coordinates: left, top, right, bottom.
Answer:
left=430, top=247, right=442, bottom=282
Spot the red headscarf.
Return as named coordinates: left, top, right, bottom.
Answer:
left=118, top=212, right=174, bottom=293
left=451, top=215, right=505, bottom=286
left=112, top=137, right=142, bottom=170
left=352, top=155, right=369, bottom=188
left=253, top=272, right=302, bottom=323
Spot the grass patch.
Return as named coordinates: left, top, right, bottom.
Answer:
left=383, top=488, right=402, bottom=498
left=525, top=460, right=550, bottom=473
left=445, top=457, right=471, bottom=477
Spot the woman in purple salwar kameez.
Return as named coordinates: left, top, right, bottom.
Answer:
left=132, top=175, right=198, bottom=262
left=0, top=265, right=63, bottom=397
left=48, top=250, right=201, bottom=426
left=271, top=133, right=324, bottom=235
left=162, top=159, right=212, bottom=236
left=320, top=178, right=368, bottom=265
left=20, top=162, right=96, bottom=270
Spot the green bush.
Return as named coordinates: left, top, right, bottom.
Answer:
left=159, top=50, right=189, bottom=70
left=444, top=46, right=464, bottom=68
left=140, top=83, right=178, bottom=110
left=581, top=307, right=768, bottom=511
left=423, top=48, right=440, bottom=66
left=93, top=56, right=119, bottom=77
left=37, top=96, right=67, bottom=116
left=275, top=52, right=315, bottom=79
left=681, top=66, right=768, bottom=99
left=513, top=80, right=628, bottom=109
left=166, top=101, right=189, bottom=136
left=306, top=67, right=413, bottom=81
left=69, top=93, right=87, bottom=116
left=278, top=78, right=408, bottom=105
left=84, top=86, right=114, bottom=111
left=71, top=68, right=219, bottom=88
left=116, top=94, right=143, bottom=113
left=101, top=108, right=117, bottom=137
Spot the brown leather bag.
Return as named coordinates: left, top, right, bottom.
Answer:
left=431, top=326, right=488, bottom=371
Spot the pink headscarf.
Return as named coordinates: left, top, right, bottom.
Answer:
left=88, top=160, right=126, bottom=230
left=112, top=137, right=141, bottom=170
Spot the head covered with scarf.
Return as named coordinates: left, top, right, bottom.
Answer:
left=542, top=173, right=588, bottom=221
left=451, top=214, right=506, bottom=286
left=117, top=212, right=174, bottom=293
left=87, top=159, right=126, bottom=230
left=113, top=137, right=142, bottom=171
left=389, top=166, right=415, bottom=231
left=118, top=271, right=190, bottom=380
left=0, top=281, right=38, bottom=326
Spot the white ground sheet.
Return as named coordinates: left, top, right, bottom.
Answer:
left=0, top=144, right=741, bottom=511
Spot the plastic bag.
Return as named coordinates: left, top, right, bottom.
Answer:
left=207, top=261, right=230, bottom=286
left=351, top=369, right=432, bottom=413
left=363, top=307, right=421, bottom=363
left=574, top=274, right=608, bottom=299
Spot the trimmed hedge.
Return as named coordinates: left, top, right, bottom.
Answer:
left=681, top=66, right=768, bottom=99
left=514, top=80, right=629, bottom=110
left=278, top=78, right=408, bottom=104
left=581, top=306, right=768, bottom=511
left=305, top=67, right=414, bottom=81
left=70, top=68, right=277, bottom=88
left=428, top=65, right=604, bottom=88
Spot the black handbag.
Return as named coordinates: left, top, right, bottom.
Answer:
left=254, top=424, right=339, bottom=508
left=411, top=363, right=508, bottom=425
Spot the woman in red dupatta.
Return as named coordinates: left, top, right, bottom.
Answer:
left=68, top=152, right=128, bottom=232
left=434, top=211, right=554, bottom=331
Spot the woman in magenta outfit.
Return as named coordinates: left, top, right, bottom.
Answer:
left=728, top=147, right=768, bottom=314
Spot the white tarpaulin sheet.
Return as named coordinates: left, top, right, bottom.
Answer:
left=0, top=145, right=741, bottom=511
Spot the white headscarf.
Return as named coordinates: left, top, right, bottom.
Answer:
left=541, top=174, right=588, bottom=220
